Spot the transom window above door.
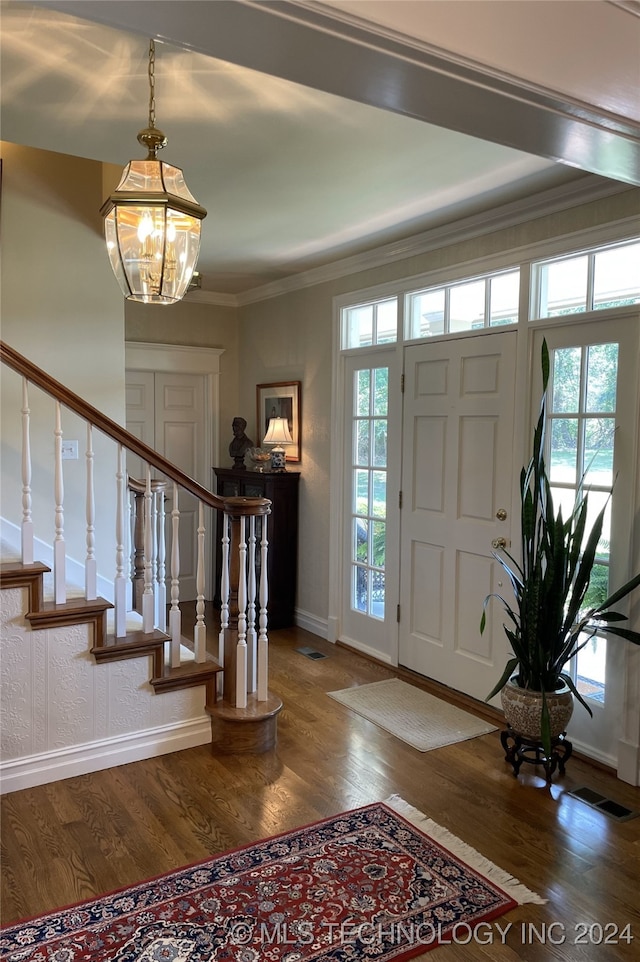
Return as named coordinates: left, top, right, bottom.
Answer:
left=406, top=268, right=520, bottom=339
left=343, top=297, right=398, bottom=348
left=531, top=239, right=640, bottom=319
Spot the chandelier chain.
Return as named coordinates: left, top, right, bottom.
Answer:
left=148, top=39, right=156, bottom=129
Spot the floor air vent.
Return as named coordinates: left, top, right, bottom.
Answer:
left=295, top=646, right=328, bottom=660
left=568, top=786, right=638, bottom=821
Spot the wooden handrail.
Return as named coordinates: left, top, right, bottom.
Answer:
left=1, top=340, right=270, bottom=517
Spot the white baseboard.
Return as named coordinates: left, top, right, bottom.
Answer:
left=568, top=736, right=616, bottom=773
left=294, top=607, right=328, bottom=639
left=0, top=717, right=211, bottom=795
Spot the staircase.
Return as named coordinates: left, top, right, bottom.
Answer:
left=0, top=341, right=282, bottom=794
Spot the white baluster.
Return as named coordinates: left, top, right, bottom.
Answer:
left=142, top=466, right=155, bottom=633
left=218, top=511, right=230, bottom=696
left=150, top=484, right=158, bottom=625
left=21, top=378, right=34, bottom=565
left=169, top=483, right=181, bottom=668
left=258, top=513, right=269, bottom=701
left=235, top=515, right=248, bottom=708
left=53, top=401, right=66, bottom=604
left=194, top=501, right=206, bottom=663
left=246, top=515, right=257, bottom=693
left=126, top=485, right=134, bottom=611
left=85, top=423, right=97, bottom=600
left=114, top=444, right=127, bottom=638
left=155, top=487, right=167, bottom=631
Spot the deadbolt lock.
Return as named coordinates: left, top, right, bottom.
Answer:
left=496, top=508, right=508, bottom=521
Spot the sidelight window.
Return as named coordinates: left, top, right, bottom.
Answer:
left=548, top=343, right=620, bottom=703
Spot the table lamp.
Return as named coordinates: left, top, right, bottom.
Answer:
left=263, top=417, right=293, bottom=471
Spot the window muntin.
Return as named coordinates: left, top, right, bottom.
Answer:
left=532, top=240, right=640, bottom=320
left=343, top=297, right=397, bottom=348
left=407, top=268, right=519, bottom=339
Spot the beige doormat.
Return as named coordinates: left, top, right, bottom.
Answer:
left=327, top=678, right=497, bottom=751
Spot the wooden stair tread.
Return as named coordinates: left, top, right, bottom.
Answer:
left=0, top=560, right=51, bottom=579
left=0, top=561, right=51, bottom=611
left=26, top=596, right=113, bottom=630
left=31, top=597, right=113, bottom=616
left=151, top=656, right=223, bottom=694
left=91, top=628, right=168, bottom=663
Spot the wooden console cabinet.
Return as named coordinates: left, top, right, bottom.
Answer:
left=212, top=467, right=300, bottom=629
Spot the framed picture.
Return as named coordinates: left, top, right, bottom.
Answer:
left=256, top=381, right=301, bottom=462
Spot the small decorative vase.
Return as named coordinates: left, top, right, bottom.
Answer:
left=501, top=677, right=574, bottom=742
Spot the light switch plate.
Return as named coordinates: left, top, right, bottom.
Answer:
left=61, top=440, right=79, bottom=460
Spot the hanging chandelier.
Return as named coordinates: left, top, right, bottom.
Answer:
left=101, top=40, right=207, bottom=305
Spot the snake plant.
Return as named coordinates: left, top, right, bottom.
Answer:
left=481, top=339, right=640, bottom=753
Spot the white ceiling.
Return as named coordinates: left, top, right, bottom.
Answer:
left=2, top=1, right=638, bottom=296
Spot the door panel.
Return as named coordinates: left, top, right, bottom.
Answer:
left=125, top=371, right=155, bottom=480
left=399, top=332, right=516, bottom=699
left=125, top=370, right=206, bottom=601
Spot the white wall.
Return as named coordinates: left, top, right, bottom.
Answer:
left=0, top=142, right=126, bottom=578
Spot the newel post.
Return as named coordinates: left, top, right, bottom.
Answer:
left=209, top=494, right=282, bottom=754
left=220, top=496, right=270, bottom=706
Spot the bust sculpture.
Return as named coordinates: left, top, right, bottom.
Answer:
left=229, top=416, right=254, bottom=468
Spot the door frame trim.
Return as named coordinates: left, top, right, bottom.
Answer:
left=125, top=342, right=224, bottom=470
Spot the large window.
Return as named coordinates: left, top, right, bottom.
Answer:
left=531, top=239, right=640, bottom=319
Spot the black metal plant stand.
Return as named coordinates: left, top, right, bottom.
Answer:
left=500, top=726, right=573, bottom=781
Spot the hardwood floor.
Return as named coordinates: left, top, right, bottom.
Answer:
left=2, top=625, right=640, bottom=960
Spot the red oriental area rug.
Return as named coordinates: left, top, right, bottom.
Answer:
left=0, top=795, right=544, bottom=962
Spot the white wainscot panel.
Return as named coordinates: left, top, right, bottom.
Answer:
left=0, top=588, right=34, bottom=759
left=48, top=623, right=95, bottom=748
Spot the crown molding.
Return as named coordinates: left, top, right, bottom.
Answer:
left=234, top=176, right=633, bottom=306
left=182, top=289, right=238, bottom=308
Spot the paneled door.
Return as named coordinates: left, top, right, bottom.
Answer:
left=398, top=332, right=517, bottom=699
left=126, top=370, right=206, bottom=601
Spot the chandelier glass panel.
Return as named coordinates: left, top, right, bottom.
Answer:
left=101, top=40, right=207, bottom=305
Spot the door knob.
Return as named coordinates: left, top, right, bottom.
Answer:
left=492, top=537, right=507, bottom=550
left=496, top=508, right=508, bottom=521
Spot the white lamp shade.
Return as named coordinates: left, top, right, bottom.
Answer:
left=101, top=159, right=206, bottom=305
left=263, top=417, right=293, bottom=446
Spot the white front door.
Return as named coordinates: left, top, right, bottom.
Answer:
left=126, top=370, right=206, bottom=601
left=398, top=332, right=517, bottom=700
